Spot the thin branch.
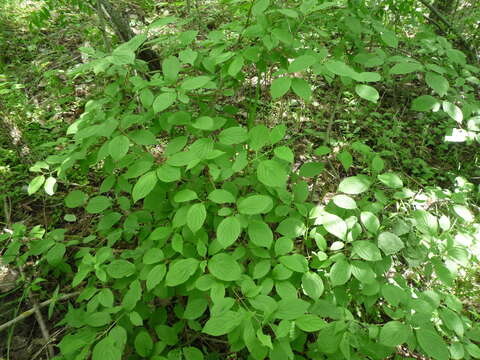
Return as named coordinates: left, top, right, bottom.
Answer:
left=417, top=0, right=473, bottom=56
left=0, top=292, right=79, bottom=333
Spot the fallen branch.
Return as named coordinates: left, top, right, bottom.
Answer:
left=0, top=292, right=79, bottom=333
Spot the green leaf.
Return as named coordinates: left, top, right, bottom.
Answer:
left=192, top=116, right=215, bottom=130
left=157, top=164, right=181, bottom=182
left=237, top=195, right=273, bottom=215
left=271, top=77, right=292, bottom=99
left=274, top=146, right=294, bottom=163
left=332, top=195, right=357, bottom=209
left=371, top=156, right=385, bottom=172
left=378, top=232, right=404, bottom=255
left=183, top=347, right=205, bottom=360
left=208, top=189, right=235, bottom=204
left=109, top=135, right=130, bottom=161
left=181, top=76, right=211, bottom=90
left=351, top=260, right=376, bottom=283
left=143, top=248, right=165, bottom=265
left=412, top=210, right=438, bottom=235
left=279, top=254, right=308, bottom=273
left=46, top=243, right=66, bottom=265
left=123, top=281, right=141, bottom=310
left=252, top=0, right=269, bottom=16
left=450, top=342, right=465, bottom=360
left=361, top=212, right=380, bottom=234
left=187, top=203, right=206, bottom=233
left=248, top=124, right=270, bottom=151
left=453, top=205, right=474, bottom=222
left=98, top=289, right=114, bottom=307
left=153, top=92, right=177, bottom=113
left=28, top=175, right=45, bottom=195
left=378, top=173, right=403, bottom=188
left=352, top=241, right=382, bottom=261
left=379, top=321, right=410, bottom=347
left=107, top=260, right=135, bottom=279
left=338, top=176, right=371, bottom=194
left=179, top=48, right=197, bottom=64
left=442, top=101, right=463, bottom=123
left=130, top=129, right=156, bottom=145
left=257, top=160, right=288, bottom=187
left=355, top=72, right=382, bottom=82
left=253, top=259, right=271, bottom=279
left=228, top=55, right=244, bottom=77
left=86, top=311, right=111, bottom=327
left=277, top=217, right=306, bottom=238
left=64, top=214, right=76, bottom=222
left=439, top=308, right=464, bottom=338
left=165, top=258, right=199, bottom=286
left=416, top=329, right=450, bottom=360
left=146, top=264, right=166, bottom=291
left=155, top=324, right=178, bottom=345
left=135, top=331, right=153, bottom=357
left=337, top=150, right=353, bottom=171
left=125, top=160, right=153, bottom=179
left=301, top=272, right=324, bottom=300
left=446, top=49, right=466, bottom=65
left=183, top=296, right=208, bottom=320
left=217, top=216, right=242, bottom=248
left=44, top=176, right=57, bottom=195
left=381, top=30, right=398, bottom=48
left=162, top=56, right=180, bottom=82
left=272, top=28, right=293, bottom=45
left=92, top=337, right=121, bottom=360
left=248, top=220, right=273, bottom=248
left=295, top=314, right=326, bottom=332
left=174, top=189, right=198, bottom=202
left=218, top=126, right=248, bottom=145
left=390, top=62, right=423, bottom=75
left=132, top=171, right=158, bottom=203
left=288, top=55, right=317, bottom=73
left=86, top=196, right=112, bottom=214
left=291, top=78, right=312, bottom=101
left=321, top=213, right=347, bottom=240
left=111, top=48, right=134, bottom=65
left=270, top=124, right=286, bottom=144
left=325, top=60, right=357, bottom=78
left=65, top=190, right=87, bottom=208
left=355, top=84, right=379, bottom=103
left=203, top=310, right=243, bottom=336
left=257, top=329, right=273, bottom=349
left=299, top=162, right=324, bottom=177
left=275, top=298, right=310, bottom=320
left=208, top=253, right=242, bottom=281
left=466, top=343, right=480, bottom=359
left=330, top=260, right=351, bottom=286
left=411, top=95, right=438, bottom=111
left=425, top=72, right=449, bottom=96
left=140, top=88, right=154, bottom=108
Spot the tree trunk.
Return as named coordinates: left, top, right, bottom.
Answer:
left=97, top=0, right=161, bottom=71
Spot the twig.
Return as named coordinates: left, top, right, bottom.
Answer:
left=417, top=0, right=474, bottom=58
left=18, top=266, right=54, bottom=358
left=96, top=0, right=111, bottom=52
left=0, top=292, right=79, bottom=333
left=3, top=196, right=11, bottom=227
left=235, top=0, right=255, bottom=46
left=326, top=84, right=343, bottom=144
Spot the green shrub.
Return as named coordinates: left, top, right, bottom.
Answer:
left=6, top=1, right=480, bottom=359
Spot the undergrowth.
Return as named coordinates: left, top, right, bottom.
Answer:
left=1, top=0, right=480, bottom=360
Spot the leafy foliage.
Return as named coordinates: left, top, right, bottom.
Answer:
left=1, top=0, right=480, bottom=359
